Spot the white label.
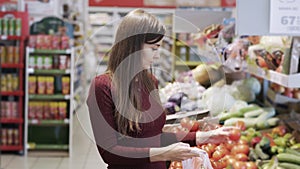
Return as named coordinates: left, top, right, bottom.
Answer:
left=270, top=0, right=300, bottom=34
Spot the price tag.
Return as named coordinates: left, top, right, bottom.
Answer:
left=270, top=0, right=300, bottom=34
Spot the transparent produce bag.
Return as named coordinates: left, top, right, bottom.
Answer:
left=182, top=148, right=213, bottom=169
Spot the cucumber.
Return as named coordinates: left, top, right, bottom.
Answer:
left=278, top=162, right=300, bottom=169
left=285, top=148, right=300, bottom=156
left=277, top=153, right=300, bottom=165
left=267, top=117, right=280, bottom=127
left=223, top=117, right=256, bottom=128
left=255, top=143, right=270, bottom=160
left=219, top=105, right=260, bottom=121
left=244, top=108, right=264, bottom=118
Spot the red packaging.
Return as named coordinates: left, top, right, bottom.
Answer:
left=11, top=101, right=18, bottom=118
left=36, top=35, right=45, bottom=49
left=221, top=0, right=236, bottom=7
left=28, top=102, right=36, bottom=119
left=61, top=36, right=69, bottom=49
left=35, top=102, right=43, bottom=119
left=1, top=129, right=7, bottom=145
left=7, top=129, right=13, bottom=145
left=29, top=36, right=37, bottom=48
left=59, top=55, right=67, bottom=69
left=5, top=102, right=11, bottom=118
left=52, top=36, right=61, bottom=49
left=1, top=101, right=6, bottom=118
left=13, top=129, right=19, bottom=145
left=44, top=35, right=52, bottom=49
left=43, top=102, right=51, bottom=119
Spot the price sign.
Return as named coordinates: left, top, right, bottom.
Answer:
left=270, top=0, right=300, bottom=34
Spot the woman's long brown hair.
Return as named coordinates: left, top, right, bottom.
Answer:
left=106, top=9, right=166, bottom=135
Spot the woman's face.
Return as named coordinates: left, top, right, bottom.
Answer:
left=142, top=41, right=162, bottom=69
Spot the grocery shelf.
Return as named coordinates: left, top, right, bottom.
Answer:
left=28, top=119, right=69, bottom=126
left=28, top=68, right=71, bottom=74
left=27, top=143, right=69, bottom=150
left=28, top=48, right=72, bottom=54
left=0, top=145, right=23, bottom=151
left=0, top=118, right=23, bottom=124
left=1, top=91, right=24, bottom=96
left=0, top=35, right=26, bottom=40
left=28, top=94, right=71, bottom=100
left=1, top=63, right=24, bottom=68
left=247, top=65, right=300, bottom=88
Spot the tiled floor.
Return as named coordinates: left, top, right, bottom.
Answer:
left=1, top=104, right=108, bottom=169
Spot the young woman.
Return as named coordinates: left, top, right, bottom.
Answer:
left=87, top=9, right=232, bottom=169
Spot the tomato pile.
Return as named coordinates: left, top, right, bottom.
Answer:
left=167, top=118, right=258, bottom=169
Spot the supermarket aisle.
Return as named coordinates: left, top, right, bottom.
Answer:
left=1, top=104, right=108, bottom=169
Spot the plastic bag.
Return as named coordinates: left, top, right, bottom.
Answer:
left=182, top=147, right=213, bottom=169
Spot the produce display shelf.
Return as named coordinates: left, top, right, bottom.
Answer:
left=28, top=68, right=71, bottom=74
left=28, top=119, right=69, bottom=126
left=1, top=63, right=24, bottom=68
left=28, top=48, right=72, bottom=54
left=28, top=94, right=71, bottom=100
left=0, top=118, right=23, bottom=123
left=247, top=65, right=300, bottom=88
left=0, top=145, right=23, bottom=151
left=166, top=109, right=209, bottom=121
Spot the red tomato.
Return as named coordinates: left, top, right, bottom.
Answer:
left=245, top=162, right=258, bottom=169
left=229, top=129, right=241, bottom=141
left=180, top=117, right=190, bottom=129
left=233, top=161, right=247, bottom=169
left=226, top=157, right=236, bottom=165
left=212, top=149, right=227, bottom=161
left=231, top=145, right=250, bottom=155
left=174, top=161, right=182, bottom=168
left=238, top=139, right=249, bottom=145
left=189, top=120, right=200, bottom=132
left=225, top=140, right=237, bottom=150
left=203, top=145, right=213, bottom=158
left=235, top=121, right=246, bottom=131
left=212, top=160, right=226, bottom=169
left=234, top=153, right=248, bottom=161
left=207, top=143, right=217, bottom=152
left=272, top=125, right=286, bottom=137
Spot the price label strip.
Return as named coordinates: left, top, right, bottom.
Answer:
left=270, top=0, right=300, bottom=35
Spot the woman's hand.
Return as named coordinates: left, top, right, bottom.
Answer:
left=196, top=126, right=234, bottom=145
left=150, top=142, right=199, bottom=162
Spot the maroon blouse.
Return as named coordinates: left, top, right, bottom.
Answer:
left=86, top=74, right=196, bottom=169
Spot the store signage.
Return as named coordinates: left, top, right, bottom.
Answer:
left=270, top=0, right=300, bottom=35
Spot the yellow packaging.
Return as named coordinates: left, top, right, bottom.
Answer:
left=46, top=76, right=54, bottom=94
left=62, top=76, right=70, bottom=94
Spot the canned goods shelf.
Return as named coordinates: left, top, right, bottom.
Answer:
left=28, top=48, right=72, bottom=54
left=0, top=118, right=23, bottom=123
left=28, top=68, right=71, bottom=74
left=0, top=145, right=23, bottom=151
left=28, top=119, right=69, bottom=126
left=0, top=91, right=24, bottom=96
left=1, top=63, right=24, bottom=68
left=28, top=94, right=71, bottom=100
left=0, top=35, right=26, bottom=40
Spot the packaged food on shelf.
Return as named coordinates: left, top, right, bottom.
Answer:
left=62, top=76, right=70, bottom=94
left=45, top=76, right=54, bottom=94
left=37, top=76, right=46, bottom=94
left=28, top=76, right=37, bottom=94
